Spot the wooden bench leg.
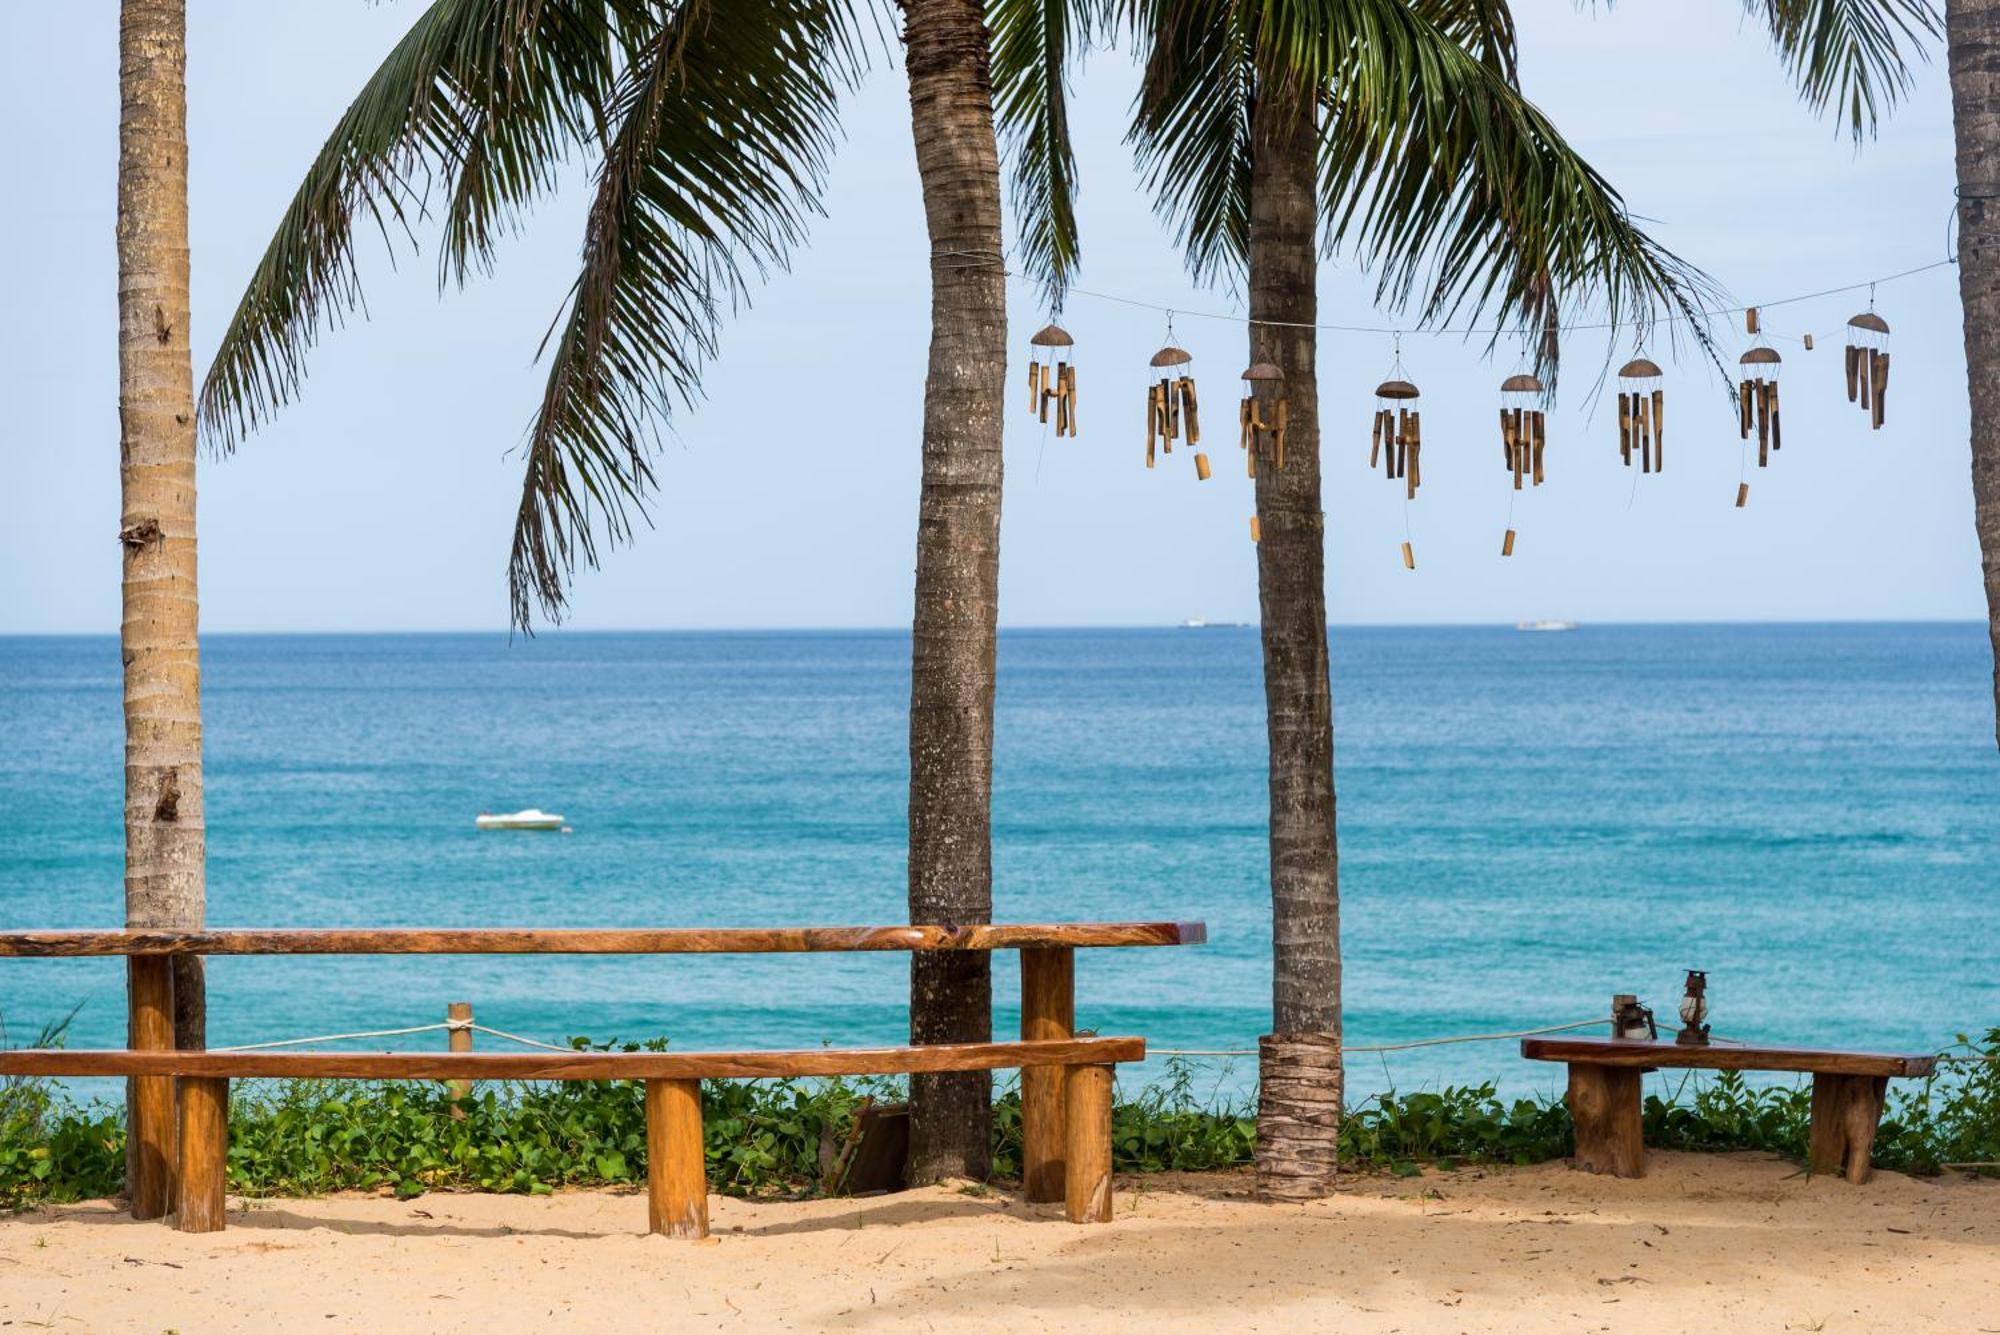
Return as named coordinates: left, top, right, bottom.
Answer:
left=1567, top=1063, right=1644, bottom=1178
left=1063, top=1063, right=1113, bottom=1224
left=128, top=957, right=176, bottom=1221
left=646, top=1078, right=708, bottom=1238
left=175, top=1076, right=228, bottom=1233
left=1809, top=1074, right=1888, bottom=1184
left=1020, top=946, right=1074, bottom=1204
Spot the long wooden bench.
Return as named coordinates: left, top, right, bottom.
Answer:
left=0, top=921, right=1204, bottom=1235
left=1522, top=1036, right=1937, bottom=1184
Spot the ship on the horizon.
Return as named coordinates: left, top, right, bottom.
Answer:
left=1515, top=619, right=1579, bottom=632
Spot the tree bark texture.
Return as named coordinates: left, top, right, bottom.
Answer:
left=118, top=0, right=207, bottom=1196
left=1247, top=77, right=1342, bottom=1201
left=1948, top=0, right=2000, bottom=749
left=899, top=0, right=1008, bottom=1184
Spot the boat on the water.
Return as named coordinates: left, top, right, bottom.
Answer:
left=475, top=808, right=566, bottom=831
left=1515, top=619, right=1578, bottom=633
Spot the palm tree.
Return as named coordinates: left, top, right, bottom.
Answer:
left=1946, top=0, right=2000, bottom=744
left=993, top=0, right=1928, bottom=1199
left=197, top=0, right=1003, bottom=1179
left=118, top=0, right=207, bottom=1218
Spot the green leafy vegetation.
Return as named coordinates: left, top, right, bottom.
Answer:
left=5, top=1031, right=1995, bottom=1210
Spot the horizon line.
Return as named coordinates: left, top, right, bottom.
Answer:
left=0, top=616, right=1986, bottom=639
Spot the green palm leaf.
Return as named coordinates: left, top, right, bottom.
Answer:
left=1746, top=0, right=1941, bottom=141
left=199, top=0, right=873, bottom=628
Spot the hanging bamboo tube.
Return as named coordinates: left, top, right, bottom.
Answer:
left=1179, top=377, right=1199, bottom=444
left=1249, top=515, right=1260, bottom=542
left=1846, top=345, right=1861, bottom=402
left=1872, top=351, right=1889, bottom=429
left=1374, top=410, right=1387, bottom=470
left=1029, top=361, right=1042, bottom=410
left=1275, top=399, right=1289, bottom=471
left=1650, top=390, right=1664, bottom=472
left=1618, top=392, right=1633, bottom=465
left=1531, top=411, right=1546, bottom=485
left=1768, top=381, right=1782, bottom=453
left=1739, top=381, right=1753, bottom=439
left=1194, top=451, right=1212, bottom=481
left=1636, top=393, right=1652, bottom=474
left=1401, top=541, right=1416, bottom=570
left=1501, top=528, right=1517, bottom=557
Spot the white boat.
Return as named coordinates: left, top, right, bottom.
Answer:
left=1515, top=619, right=1578, bottom=633
left=1180, top=617, right=1209, bottom=629
left=475, top=808, right=566, bottom=831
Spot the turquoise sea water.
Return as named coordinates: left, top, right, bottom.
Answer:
left=2, top=624, right=1997, bottom=1101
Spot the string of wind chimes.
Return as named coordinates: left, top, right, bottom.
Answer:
left=1146, top=325, right=1206, bottom=477
left=1369, top=353, right=1421, bottom=569
left=1846, top=303, right=1891, bottom=430
left=1027, top=323, right=1077, bottom=436
left=1240, top=361, right=1287, bottom=543
left=1497, top=370, right=1546, bottom=557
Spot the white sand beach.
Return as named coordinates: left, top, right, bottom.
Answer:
left=3, top=1152, right=1995, bottom=1333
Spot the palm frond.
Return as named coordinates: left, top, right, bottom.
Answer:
left=507, top=0, right=870, bottom=626
left=990, top=0, right=1090, bottom=306
left=1292, top=0, right=1725, bottom=381
left=199, top=0, right=655, bottom=451
left=1745, top=0, right=1941, bottom=141
left=1126, top=0, right=1254, bottom=288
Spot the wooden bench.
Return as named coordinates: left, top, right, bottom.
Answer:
left=0, top=921, right=1205, bottom=1235
left=1522, top=1036, right=1937, bottom=1184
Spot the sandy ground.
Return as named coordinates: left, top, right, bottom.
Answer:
left=2, top=1152, right=1996, bottom=1333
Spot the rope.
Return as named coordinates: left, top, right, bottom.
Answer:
left=214, top=1023, right=455, bottom=1053
left=215, top=1019, right=575, bottom=1055
left=1152, top=1016, right=1611, bottom=1059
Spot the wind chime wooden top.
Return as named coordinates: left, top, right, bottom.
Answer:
left=1027, top=323, right=1077, bottom=437
left=1146, top=338, right=1204, bottom=476
left=1615, top=356, right=1666, bottom=478
left=1846, top=310, right=1891, bottom=431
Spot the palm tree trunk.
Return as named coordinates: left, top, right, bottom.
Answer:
left=1948, top=0, right=2000, bottom=749
left=899, top=0, right=1007, bottom=1183
left=118, top=0, right=207, bottom=1185
left=1246, top=79, right=1342, bottom=1202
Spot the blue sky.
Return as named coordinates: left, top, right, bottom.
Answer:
left=0, top=1, right=1976, bottom=632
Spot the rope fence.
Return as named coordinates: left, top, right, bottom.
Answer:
left=207, top=1009, right=1994, bottom=1065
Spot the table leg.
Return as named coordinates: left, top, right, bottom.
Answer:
left=1567, top=1063, right=1644, bottom=1177
left=1020, top=947, right=1074, bottom=1204
left=1809, top=1073, right=1889, bottom=1184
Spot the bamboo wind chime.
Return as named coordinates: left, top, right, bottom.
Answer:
left=1614, top=357, right=1665, bottom=476
left=1240, top=362, right=1286, bottom=543
left=1146, top=339, right=1204, bottom=477
left=1498, top=372, right=1545, bottom=557
left=1845, top=310, right=1891, bottom=431
left=1027, top=323, right=1077, bottom=436
left=1369, top=371, right=1421, bottom=569
left=1738, top=344, right=1783, bottom=481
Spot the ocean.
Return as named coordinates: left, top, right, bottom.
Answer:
left=2, top=624, right=1996, bottom=1103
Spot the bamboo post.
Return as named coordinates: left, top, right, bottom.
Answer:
left=646, top=1078, right=709, bottom=1238
left=128, top=956, right=175, bottom=1220
left=1063, top=1064, right=1114, bottom=1224
left=1020, top=947, right=1075, bottom=1203
left=448, top=1001, right=473, bottom=1117
left=174, top=1076, right=229, bottom=1233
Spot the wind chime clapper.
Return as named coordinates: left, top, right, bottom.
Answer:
left=1027, top=323, right=1078, bottom=437
left=1369, top=372, right=1421, bottom=569
left=1845, top=310, right=1891, bottom=431
left=1738, top=345, right=1783, bottom=468
left=1146, top=338, right=1204, bottom=477
left=1614, top=357, right=1665, bottom=477
left=1497, top=373, right=1546, bottom=558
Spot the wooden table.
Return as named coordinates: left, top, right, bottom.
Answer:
left=1522, top=1036, right=1937, bottom=1183
left=0, top=921, right=1205, bottom=1226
